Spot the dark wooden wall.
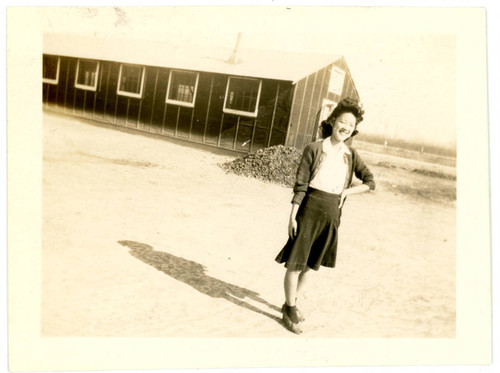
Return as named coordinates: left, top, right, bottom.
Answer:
left=285, top=57, right=360, bottom=150
left=43, top=55, right=294, bottom=154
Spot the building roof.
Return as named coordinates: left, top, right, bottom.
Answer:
left=43, top=34, right=342, bottom=83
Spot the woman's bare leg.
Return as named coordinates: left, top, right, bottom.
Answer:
left=293, top=267, right=313, bottom=322
left=284, top=268, right=301, bottom=306
left=283, top=269, right=302, bottom=329
left=297, top=266, right=313, bottom=298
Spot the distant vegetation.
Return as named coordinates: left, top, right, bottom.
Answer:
left=410, top=168, right=456, bottom=181
left=355, top=133, right=456, bottom=158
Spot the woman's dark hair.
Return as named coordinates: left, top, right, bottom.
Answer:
left=319, top=97, right=364, bottom=139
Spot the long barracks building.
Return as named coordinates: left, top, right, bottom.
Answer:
left=43, top=33, right=360, bottom=153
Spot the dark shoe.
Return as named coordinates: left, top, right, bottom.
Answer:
left=281, top=304, right=303, bottom=334
left=283, top=302, right=305, bottom=323
left=295, top=297, right=305, bottom=322
left=296, top=307, right=305, bottom=322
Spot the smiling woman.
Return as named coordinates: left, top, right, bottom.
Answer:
left=274, top=97, right=375, bottom=334
left=318, top=98, right=364, bottom=141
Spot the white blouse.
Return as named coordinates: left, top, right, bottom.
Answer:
left=309, top=137, right=350, bottom=194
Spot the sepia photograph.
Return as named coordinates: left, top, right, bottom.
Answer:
left=6, top=3, right=492, bottom=371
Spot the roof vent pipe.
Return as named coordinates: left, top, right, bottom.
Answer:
left=226, top=32, right=243, bottom=65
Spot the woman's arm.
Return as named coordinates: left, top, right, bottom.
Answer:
left=288, top=203, right=300, bottom=238
left=291, top=145, right=314, bottom=205
left=340, top=149, right=375, bottom=208
left=339, top=184, right=370, bottom=208
left=353, top=149, right=376, bottom=191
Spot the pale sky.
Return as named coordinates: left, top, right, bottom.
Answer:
left=40, top=6, right=466, bottom=149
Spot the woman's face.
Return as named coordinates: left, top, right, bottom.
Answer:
left=331, top=112, right=357, bottom=142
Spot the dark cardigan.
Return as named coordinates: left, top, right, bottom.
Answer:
left=291, top=141, right=376, bottom=205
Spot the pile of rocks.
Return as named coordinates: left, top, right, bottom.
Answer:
left=220, top=145, right=302, bottom=187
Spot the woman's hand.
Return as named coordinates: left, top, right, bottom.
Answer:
left=339, top=184, right=371, bottom=208
left=339, top=190, right=348, bottom=208
left=288, top=218, right=298, bottom=239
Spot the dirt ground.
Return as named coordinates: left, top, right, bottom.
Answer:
left=41, top=111, right=456, bottom=338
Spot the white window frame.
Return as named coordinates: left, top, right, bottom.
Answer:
left=117, top=64, right=146, bottom=99
left=165, top=70, right=199, bottom=108
left=74, top=59, right=100, bottom=91
left=328, top=66, right=346, bottom=96
left=223, top=76, right=262, bottom=118
left=43, top=55, right=60, bottom=85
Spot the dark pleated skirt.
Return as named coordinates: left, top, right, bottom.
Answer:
left=275, top=188, right=341, bottom=271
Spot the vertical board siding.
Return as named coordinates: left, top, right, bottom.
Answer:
left=286, top=78, right=306, bottom=148
left=177, top=106, right=192, bottom=139
left=137, top=67, right=157, bottom=131
left=42, top=84, right=48, bottom=106
left=85, top=90, right=96, bottom=119
left=267, top=83, right=280, bottom=148
left=127, top=96, right=141, bottom=128
left=336, top=58, right=359, bottom=101
left=295, top=73, right=315, bottom=150
left=312, top=65, right=330, bottom=141
left=57, top=58, right=69, bottom=108
left=191, top=72, right=212, bottom=143
left=164, top=105, right=178, bottom=135
left=73, top=87, right=85, bottom=117
left=42, top=54, right=353, bottom=154
left=151, top=68, right=169, bottom=134
left=46, top=81, right=57, bottom=108
left=236, top=117, right=254, bottom=152
left=269, top=82, right=293, bottom=147
left=205, top=74, right=227, bottom=145
left=115, top=95, right=128, bottom=126
left=105, top=62, right=119, bottom=123
left=279, top=86, right=293, bottom=127
left=65, top=58, right=77, bottom=114
left=93, top=63, right=106, bottom=121
left=304, top=67, right=326, bottom=143
left=252, top=79, right=279, bottom=152
left=219, top=114, right=238, bottom=149
left=303, top=70, right=319, bottom=134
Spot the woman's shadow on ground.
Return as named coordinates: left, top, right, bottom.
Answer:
left=118, top=240, right=282, bottom=325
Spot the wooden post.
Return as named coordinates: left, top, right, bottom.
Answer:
left=267, top=83, right=280, bottom=148
left=217, top=114, right=225, bottom=147
left=161, top=104, right=167, bottom=134
left=203, top=75, right=214, bottom=144
left=284, top=83, right=298, bottom=147
left=64, top=61, right=70, bottom=113
left=233, top=116, right=240, bottom=150
left=150, top=68, right=159, bottom=128
left=174, top=106, right=180, bottom=137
